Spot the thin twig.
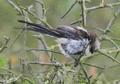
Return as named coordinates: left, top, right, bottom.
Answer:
left=35, top=0, right=46, bottom=17
left=61, top=0, right=77, bottom=19
left=34, top=0, right=51, bottom=28
left=9, top=29, right=25, bottom=48
left=104, top=7, right=120, bottom=34
left=102, top=35, right=119, bottom=49
left=101, top=35, right=120, bottom=59
left=33, top=35, right=52, bottom=58
left=111, top=38, right=120, bottom=41
left=7, top=0, right=23, bottom=15
left=1, top=68, right=34, bottom=84
left=0, top=36, right=10, bottom=53
left=20, top=7, right=52, bottom=28
left=78, top=0, right=87, bottom=27
left=6, top=74, right=22, bottom=84
left=26, top=48, right=63, bottom=55
left=98, top=50, right=120, bottom=64
left=82, top=63, right=104, bottom=69
left=22, top=11, right=29, bottom=74
left=29, top=62, right=61, bottom=67
left=47, top=66, right=60, bottom=84
left=80, top=62, right=91, bottom=84
left=70, top=17, right=82, bottom=25
left=87, top=1, right=120, bottom=12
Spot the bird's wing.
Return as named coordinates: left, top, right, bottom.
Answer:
left=18, top=20, right=89, bottom=40
left=74, top=26, right=90, bottom=39
left=55, top=26, right=89, bottom=40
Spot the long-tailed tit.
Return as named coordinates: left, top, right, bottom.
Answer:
left=18, top=20, right=100, bottom=58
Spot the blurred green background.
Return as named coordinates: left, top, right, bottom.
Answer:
left=0, top=0, right=120, bottom=83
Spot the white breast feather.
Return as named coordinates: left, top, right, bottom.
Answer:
left=66, top=39, right=89, bottom=54
left=57, top=38, right=90, bottom=57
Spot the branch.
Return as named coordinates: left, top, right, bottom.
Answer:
left=19, top=7, right=52, bottom=28
left=87, top=1, right=120, bottom=12
left=104, top=8, right=120, bottom=34
left=80, top=62, right=91, bottom=84
left=33, top=35, right=52, bottom=57
left=0, top=36, right=10, bottom=53
left=34, top=0, right=52, bottom=28
left=78, top=0, right=87, bottom=27
left=29, top=61, right=62, bottom=67
left=26, top=48, right=63, bottom=55
left=98, top=50, right=120, bottom=64
left=7, top=0, right=23, bottom=15
left=61, top=0, right=77, bottom=19
left=9, top=29, right=24, bottom=48
left=70, top=17, right=82, bottom=25
left=82, top=63, right=104, bottom=69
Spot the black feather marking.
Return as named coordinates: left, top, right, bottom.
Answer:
left=18, top=20, right=62, bottom=37
left=18, top=20, right=90, bottom=40
left=56, top=26, right=83, bottom=40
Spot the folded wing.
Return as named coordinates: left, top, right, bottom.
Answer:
left=18, top=20, right=89, bottom=40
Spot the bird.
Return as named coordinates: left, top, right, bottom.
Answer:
left=18, top=20, right=100, bottom=58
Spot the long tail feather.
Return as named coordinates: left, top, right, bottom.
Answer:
left=18, top=20, right=62, bottom=37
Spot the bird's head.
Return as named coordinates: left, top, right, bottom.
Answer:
left=76, top=26, right=100, bottom=54
left=88, top=32, right=100, bottom=53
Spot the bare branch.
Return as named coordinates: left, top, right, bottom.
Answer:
left=0, top=36, right=10, bottom=53
left=61, top=0, right=77, bottom=19
left=7, top=0, right=23, bottom=15
left=87, top=1, right=120, bottom=12
left=104, top=8, right=120, bottom=34
left=98, top=50, right=120, bottom=64
left=78, top=0, right=87, bottom=27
